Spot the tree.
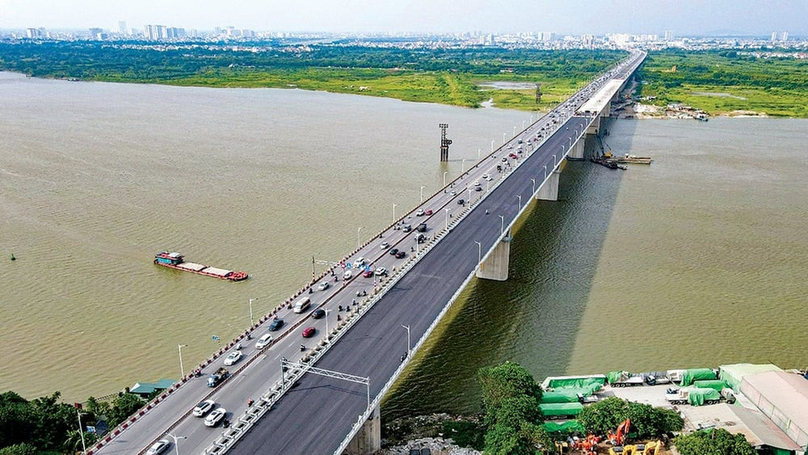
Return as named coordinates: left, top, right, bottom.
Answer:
left=577, top=397, right=683, bottom=439
left=0, top=443, right=38, bottom=455
left=674, top=428, right=756, bottom=455
left=478, top=362, right=542, bottom=413
left=107, top=393, right=145, bottom=427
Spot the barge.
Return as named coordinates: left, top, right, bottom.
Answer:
left=154, top=251, right=248, bottom=281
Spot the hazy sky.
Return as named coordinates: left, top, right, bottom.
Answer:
left=1, top=0, right=805, bottom=35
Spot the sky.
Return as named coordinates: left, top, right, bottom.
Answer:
left=1, top=0, right=806, bottom=36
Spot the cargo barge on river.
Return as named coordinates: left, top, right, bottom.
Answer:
left=154, top=251, right=248, bottom=281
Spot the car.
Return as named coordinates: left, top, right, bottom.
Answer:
left=302, top=327, right=316, bottom=338
left=192, top=399, right=215, bottom=417
left=425, top=209, right=433, bottom=215
left=402, top=224, right=412, bottom=232
left=146, top=439, right=170, bottom=455
left=415, top=209, right=425, bottom=216
left=457, top=199, right=464, bottom=205
left=482, top=173, right=490, bottom=180
left=268, top=318, right=284, bottom=331
left=354, top=257, right=365, bottom=267
left=389, top=248, right=399, bottom=256
left=416, top=233, right=426, bottom=243
left=311, top=309, right=325, bottom=319
left=380, top=241, right=390, bottom=249
left=204, top=408, right=227, bottom=427
left=475, top=186, right=482, bottom=192
left=343, top=270, right=353, bottom=280
left=376, top=267, right=388, bottom=276
left=450, top=190, right=457, bottom=196
left=317, top=281, right=330, bottom=291
left=395, top=250, right=406, bottom=259
left=417, top=222, right=427, bottom=232
left=223, top=350, right=242, bottom=366
left=501, top=157, right=507, bottom=162
left=255, top=334, right=273, bottom=349
left=362, top=269, right=374, bottom=278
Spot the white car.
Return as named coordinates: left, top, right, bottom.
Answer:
left=192, top=399, right=215, bottom=417
left=482, top=173, right=490, bottom=180
left=223, top=350, right=242, bottom=366
left=354, top=257, right=365, bottom=267
left=256, top=334, right=273, bottom=349
left=343, top=270, right=353, bottom=280
left=317, top=281, right=330, bottom=291
left=204, top=408, right=227, bottom=427
left=415, top=209, right=425, bottom=216
left=376, top=267, right=388, bottom=276
left=146, top=439, right=170, bottom=455
left=380, top=241, right=390, bottom=249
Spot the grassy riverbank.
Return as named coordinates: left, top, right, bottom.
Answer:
left=0, top=41, right=623, bottom=110
left=637, top=49, right=808, bottom=117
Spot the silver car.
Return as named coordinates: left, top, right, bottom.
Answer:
left=146, top=439, right=170, bottom=455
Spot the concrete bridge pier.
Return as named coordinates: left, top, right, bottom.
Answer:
left=345, top=405, right=381, bottom=455
left=568, top=136, right=585, bottom=160
left=536, top=169, right=561, bottom=202
left=586, top=114, right=601, bottom=135
left=476, top=237, right=511, bottom=281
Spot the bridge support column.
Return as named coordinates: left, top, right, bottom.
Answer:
left=346, top=404, right=381, bottom=455
left=536, top=169, right=561, bottom=201
left=476, top=237, right=511, bottom=281
left=568, top=137, right=585, bottom=160
left=602, top=100, right=611, bottom=118
left=586, top=114, right=601, bottom=135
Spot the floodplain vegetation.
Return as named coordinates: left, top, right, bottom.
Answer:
left=0, top=41, right=623, bottom=110
left=636, top=49, right=808, bottom=117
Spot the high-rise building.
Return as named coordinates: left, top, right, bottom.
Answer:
left=771, top=31, right=779, bottom=42
left=88, top=27, right=104, bottom=40
left=26, top=28, right=45, bottom=38
left=118, top=21, right=127, bottom=35
left=781, top=31, right=789, bottom=41
left=664, top=30, right=674, bottom=41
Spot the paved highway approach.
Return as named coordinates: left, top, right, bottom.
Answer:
left=92, top=51, right=645, bottom=455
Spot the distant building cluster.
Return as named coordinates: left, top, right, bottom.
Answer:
left=771, top=31, right=789, bottom=42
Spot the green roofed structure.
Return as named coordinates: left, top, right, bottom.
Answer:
left=129, top=378, right=175, bottom=398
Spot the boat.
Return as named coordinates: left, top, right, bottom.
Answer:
left=154, top=251, right=248, bottom=281
left=616, top=154, right=653, bottom=165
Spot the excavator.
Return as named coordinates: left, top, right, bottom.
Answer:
left=608, top=419, right=631, bottom=446
left=609, top=441, right=662, bottom=455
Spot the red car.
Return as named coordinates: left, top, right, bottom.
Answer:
left=362, top=269, right=374, bottom=278
left=425, top=209, right=433, bottom=215
left=302, top=327, right=316, bottom=338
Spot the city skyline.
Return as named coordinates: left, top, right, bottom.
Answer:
left=1, top=0, right=806, bottom=36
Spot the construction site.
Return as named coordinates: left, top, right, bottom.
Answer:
left=543, top=364, right=807, bottom=455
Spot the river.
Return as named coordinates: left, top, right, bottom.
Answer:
left=1, top=72, right=806, bottom=410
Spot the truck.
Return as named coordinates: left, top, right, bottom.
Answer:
left=665, top=387, right=735, bottom=406
left=607, top=371, right=646, bottom=387
left=207, top=367, right=230, bottom=387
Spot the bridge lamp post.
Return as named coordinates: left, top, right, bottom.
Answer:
left=491, top=139, right=495, bottom=153
left=513, top=125, right=517, bottom=137
left=530, top=115, right=533, bottom=123
left=467, top=187, right=473, bottom=203
left=443, top=171, right=448, bottom=187
left=357, top=226, right=363, bottom=249
left=478, top=148, right=481, bottom=160
left=531, top=178, right=536, bottom=196
left=544, top=165, right=548, bottom=180
left=499, top=215, right=505, bottom=236
left=475, top=241, right=482, bottom=265
left=461, top=159, right=466, bottom=173
left=517, top=194, right=522, bottom=211
left=400, top=324, right=411, bottom=356
left=553, top=154, right=557, bottom=168
left=249, top=298, right=256, bottom=326
left=178, top=344, right=188, bottom=378
left=324, top=309, right=331, bottom=342
left=420, top=185, right=425, bottom=203
left=165, top=433, right=186, bottom=455
left=76, top=407, right=87, bottom=454
left=503, top=132, right=507, bottom=143
left=522, top=120, right=526, bottom=130
left=445, top=208, right=450, bottom=230
left=392, top=204, right=397, bottom=222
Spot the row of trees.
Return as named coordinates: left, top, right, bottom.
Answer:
left=0, top=41, right=623, bottom=84
left=0, top=390, right=146, bottom=454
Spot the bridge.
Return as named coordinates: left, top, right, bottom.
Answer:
left=91, top=50, right=646, bottom=455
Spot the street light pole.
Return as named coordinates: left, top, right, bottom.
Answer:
left=517, top=194, right=522, bottom=211
left=357, top=226, right=363, bottom=249
left=165, top=433, right=187, bottom=455
left=248, top=298, right=255, bottom=326
left=553, top=154, right=557, bottom=167
left=461, top=159, right=466, bottom=173
left=420, top=185, right=425, bottom=202
left=475, top=241, right=482, bottom=264
left=531, top=178, right=536, bottom=195
left=178, top=344, right=188, bottom=378
left=400, top=324, right=411, bottom=356
left=478, top=148, right=481, bottom=160
left=392, top=204, right=397, bottom=222
left=499, top=215, right=505, bottom=236
left=445, top=208, right=450, bottom=229
left=502, top=132, right=506, bottom=143
left=76, top=407, right=87, bottom=454
left=443, top=171, right=448, bottom=187
left=544, top=165, right=548, bottom=180
left=491, top=139, right=495, bottom=153
left=325, top=309, right=330, bottom=341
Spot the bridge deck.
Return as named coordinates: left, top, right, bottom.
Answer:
left=578, top=78, right=624, bottom=115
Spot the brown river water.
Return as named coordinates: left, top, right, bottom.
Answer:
left=1, top=72, right=806, bottom=411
